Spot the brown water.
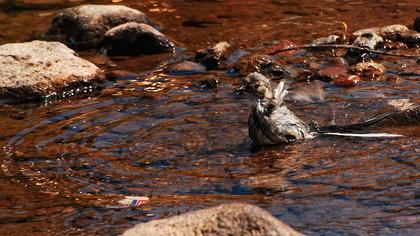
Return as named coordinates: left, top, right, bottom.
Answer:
left=0, top=0, right=419, bottom=235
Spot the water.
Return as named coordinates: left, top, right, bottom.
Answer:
left=0, top=0, right=419, bottom=235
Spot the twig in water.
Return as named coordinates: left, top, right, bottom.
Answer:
left=268, top=44, right=420, bottom=58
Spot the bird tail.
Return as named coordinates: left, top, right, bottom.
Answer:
left=319, top=132, right=402, bottom=138
left=313, top=112, right=403, bottom=138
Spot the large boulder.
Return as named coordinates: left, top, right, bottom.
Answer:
left=45, top=4, right=152, bottom=49
left=101, top=22, right=174, bottom=56
left=0, top=40, right=104, bottom=101
left=123, top=203, right=303, bottom=236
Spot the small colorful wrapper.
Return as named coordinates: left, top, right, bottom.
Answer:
left=118, top=196, right=150, bottom=207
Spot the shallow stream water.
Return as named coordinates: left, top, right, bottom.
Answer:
left=0, top=0, right=419, bottom=235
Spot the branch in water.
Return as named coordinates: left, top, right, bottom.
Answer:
left=268, top=44, right=420, bottom=58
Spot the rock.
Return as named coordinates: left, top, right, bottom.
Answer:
left=0, top=40, right=104, bottom=101
left=123, top=203, right=303, bottom=236
left=310, top=35, right=340, bottom=46
left=315, top=66, right=348, bottom=81
left=105, top=70, right=138, bottom=81
left=414, top=16, right=420, bottom=32
left=397, top=31, right=420, bottom=46
left=383, top=40, right=407, bottom=50
left=194, top=76, right=220, bottom=89
left=45, top=4, right=152, bottom=49
left=265, top=40, right=299, bottom=56
left=351, top=24, right=420, bottom=46
left=195, top=41, right=232, bottom=70
left=231, top=54, right=274, bottom=76
left=240, top=174, right=290, bottom=193
left=331, top=75, right=361, bottom=87
left=353, top=32, right=383, bottom=49
left=352, top=24, right=409, bottom=39
left=102, top=22, right=174, bottom=56
left=353, top=61, right=386, bottom=78
left=166, top=61, right=206, bottom=75
left=231, top=54, right=297, bottom=79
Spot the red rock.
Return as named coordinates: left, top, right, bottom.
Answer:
left=265, top=39, right=299, bottom=56
left=316, top=66, right=348, bottom=81
left=353, top=61, right=386, bottom=78
left=332, top=75, right=361, bottom=87
left=385, top=74, right=401, bottom=83
left=105, top=70, right=138, bottom=80
left=166, top=61, right=206, bottom=75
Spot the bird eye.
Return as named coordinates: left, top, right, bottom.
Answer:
left=253, top=84, right=259, bottom=89
left=285, top=134, right=296, bottom=142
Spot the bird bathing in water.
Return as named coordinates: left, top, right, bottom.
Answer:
left=242, top=72, right=402, bottom=146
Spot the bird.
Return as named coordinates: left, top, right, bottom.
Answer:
left=243, top=72, right=402, bottom=146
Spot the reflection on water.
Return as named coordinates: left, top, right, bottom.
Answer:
left=0, top=0, right=419, bottom=235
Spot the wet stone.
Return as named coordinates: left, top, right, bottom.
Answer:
left=105, top=70, right=138, bottom=81
left=45, top=4, right=152, bottom=49
left=231, top=53, right=297, bottom=79
left=353, top=32, right=383, bottom=49
left=102, top=22, right=174, bottom=56
left=193, top=76, right=220, bottom=89
left=240, top=173, right=290, bottom=193
left=331, top=75, right=361, bottom=87
left=353, top=61, right=386, bottom=78
left=265, top=39, right=299, bottom=56
left=195, top=41, right=232, bottom=70
left=315, top=66, right=348, bottom=81
left=0, top=40, right=104, bottom=101
left=123, top=203, right=303, bottom=236
left=310, top=35, right=340, bottom=46
left=166, top=61, right=206, bottom=75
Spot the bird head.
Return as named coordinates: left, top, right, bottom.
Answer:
left=242, top=72, right=273, bottom=100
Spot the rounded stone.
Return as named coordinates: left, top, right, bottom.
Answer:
left=102, top=22, right=174, bottom=56
left=0, top=40, right=104, bottom=101
left=45, top=4, right=152, bottom=49
left=123, top=203, right=303, bottom=236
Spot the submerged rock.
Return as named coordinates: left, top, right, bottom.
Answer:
left=265, top=39, right=299, bottom=56
left=102, top=22, right=174, bottom=56
left=45, top=4, right=152, bottom=49
left=123, top=203, right=303, bottom=236
left=195, top=41, right=232, bottom=70
left=166, top=61, right=206, bottom=75
left=231, top=54, right=297, bottom=79
left=353, top=61, right=386, bottom=78
left=240, top=173, right=290, bottom=193
left=331, top=75, right=361, bottom=87
left=315, top=66, right=348, bottom=81
left=194, top=76, right=220, bottom=89
left=0, top=40, right=104, bottom=101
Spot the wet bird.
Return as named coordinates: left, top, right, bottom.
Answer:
left=243, top=72, right=402, bottom=146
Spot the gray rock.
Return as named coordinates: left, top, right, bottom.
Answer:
left=45, top=4, right=152, bottom=49
left=310, top=35, right=340, bottom=46
left=123, top=203, right=303, bottom=236
left=353, top=32, right=383, bottom=49
left=0, top=40, right=104, bottom=101
left=352, top=24, right=409, bottom=40
left=102, top=22, right=174, bottom=56
left=196, top=41, right=232, bottom=69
